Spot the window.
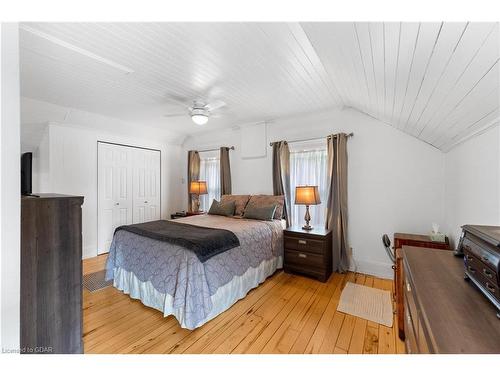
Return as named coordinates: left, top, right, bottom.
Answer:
left=199, top=151, right=220, bottom=211
left=289, top=140, right=328, bottom=228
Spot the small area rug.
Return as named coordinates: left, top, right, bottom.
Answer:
left=337, top=282, right=393, bottom=327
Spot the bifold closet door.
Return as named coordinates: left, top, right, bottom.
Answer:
left=98, top=143, right=161, bottom=254
left=97, top=143, right=133, bottom=255
left=132, top=148, right=161, bottom=223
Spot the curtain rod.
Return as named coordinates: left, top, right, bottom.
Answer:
left=197, top=146, right=235, bottom=153
left=269, top=133, right=353, bottom=146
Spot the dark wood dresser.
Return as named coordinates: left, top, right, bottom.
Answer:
left=394, top=233, right=451, bottom=340
left=21, top=194, right=84, bottom=354
left=403, top=246, right=500, bottom=353
left=459, top=225, right=500, bottom=314
left=283, top=226, right=332, bottom=282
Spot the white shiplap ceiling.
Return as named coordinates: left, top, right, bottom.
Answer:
left=20, top=22, right=499, bottom=151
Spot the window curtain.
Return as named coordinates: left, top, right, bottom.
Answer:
left=326, top=133, right=349, bottom=273
left=187, top=150, right=200, bottom=211
left=290, top=148, right=328, bottom=228
left=272, top=141, right=291, bottom=226
left=199, top=154, right=221, bottom=211
left=219, top=147, right=232, bottom=195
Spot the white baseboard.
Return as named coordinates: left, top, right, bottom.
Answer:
left=349, top=258, right=394, bottom=280
left=83, top=245, right=98, bottom=259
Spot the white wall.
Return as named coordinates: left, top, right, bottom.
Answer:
left=0, top=23, right=21, bottom=351
left=183, top=107, right=446, bottom=278
left=38, top=123, right=184, bottom=259
left=444, top=125, right=500, bottom=247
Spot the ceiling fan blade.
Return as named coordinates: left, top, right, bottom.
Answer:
left=163, top=113, right=186, bottom=118
left=164, top=93, right=191, bottom=107
left=205, top=100, right=226, bottom=112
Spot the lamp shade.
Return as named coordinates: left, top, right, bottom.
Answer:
left=295, top=185, right=321, bottom=205
left=189, top=180, right=208, bottom=195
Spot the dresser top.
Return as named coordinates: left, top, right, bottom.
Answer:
left=403, top=246, right=500, bottom=353
left=22, top=193, right=84, bottom=201
left=394, top=232, right=449, bottom=244
left=462, top=225, right=500, bottom=247
left=284, top=226, right=331, bottom=237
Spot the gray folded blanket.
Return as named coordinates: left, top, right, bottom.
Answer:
left=114, top=220, right=240, bottom=262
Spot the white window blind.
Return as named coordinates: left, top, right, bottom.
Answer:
left=199, top=151, right=220, bottom=211
left=289, top=140, right=328, bottom=228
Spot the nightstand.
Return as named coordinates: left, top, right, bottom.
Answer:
left=283, top=226, right=332, bottom=282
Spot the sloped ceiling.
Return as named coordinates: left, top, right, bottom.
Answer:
left=20, top=22, right=499, bottom=151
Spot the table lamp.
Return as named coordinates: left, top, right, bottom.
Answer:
left=189, top=180, right=208, bottom=212
left=295, top=185, right=321, bottom=230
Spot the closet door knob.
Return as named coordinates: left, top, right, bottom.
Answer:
left=144, top=201, right=148, bottom=204
left=115, top=203, right=120, bottom=206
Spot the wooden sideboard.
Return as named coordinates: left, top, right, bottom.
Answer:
left=394, top=233, right=451, bottom=340
left=403, top=246, right=500, bottom=353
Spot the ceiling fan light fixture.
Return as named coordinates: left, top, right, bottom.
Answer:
left=191, top=114, right=208, bottom=125
left=191, top=108, right=209, bottom=125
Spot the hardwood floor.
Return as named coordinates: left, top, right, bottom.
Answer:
left=83, top=255, right=405, bottom=354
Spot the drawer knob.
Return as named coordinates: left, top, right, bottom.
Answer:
left=482, top=256, right=489, bottom=262
left=406, top=283, right=411, bottom=292
left=486, top=283, right=496, bottom=294
left=298, top=253, right=307, bottom=258
left=483, top=269, right=493, bottom=279
left=467, top=266, right=476, bottom=274
left=298, top=240, right=307, bottom=245
left=466, top=255, right=473, bottom=261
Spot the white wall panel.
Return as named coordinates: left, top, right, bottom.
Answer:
left=444, top=125, right=500, bottom=246
left=1, top=22, right=21, bottom=351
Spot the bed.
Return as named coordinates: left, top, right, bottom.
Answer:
left=105, top=213, right=284, bottom=330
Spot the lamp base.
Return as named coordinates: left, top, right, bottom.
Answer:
left=302, top=205, right=313, bottom=231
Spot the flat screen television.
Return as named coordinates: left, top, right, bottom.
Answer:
left=21, top=152, right=32, bottom=196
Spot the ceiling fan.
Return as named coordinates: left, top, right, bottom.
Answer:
left=163, top=99, right=227, bottom=125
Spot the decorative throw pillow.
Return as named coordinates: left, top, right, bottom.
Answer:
left=246, top=195, right=284, bottom=220
left=208, top=200, right=235, bottom=217
left=243, top=203, right=277, bottom=221
left=220, top=195, right=251, bottom=216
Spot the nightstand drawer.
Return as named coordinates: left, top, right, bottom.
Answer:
left=284, top=249, right=324, bottom=268
left=284, top=263, right=328, bottom=281
left=284, top=236, right=325, bottom=254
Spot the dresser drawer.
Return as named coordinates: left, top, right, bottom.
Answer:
left=284, top=249, right=324, bottom=269
left=404, top=274, right=419, bottom=328
left=404, top=297, right=418, bottom=354
left=284, top=236, right=325, bottom=254
left=417, top=316, right=431, bottom=353
left=466, top=268, right=500, bottom=300
left=462, top=237, right=500, bottom=272
left=465, top=250, right=499, bottom=290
